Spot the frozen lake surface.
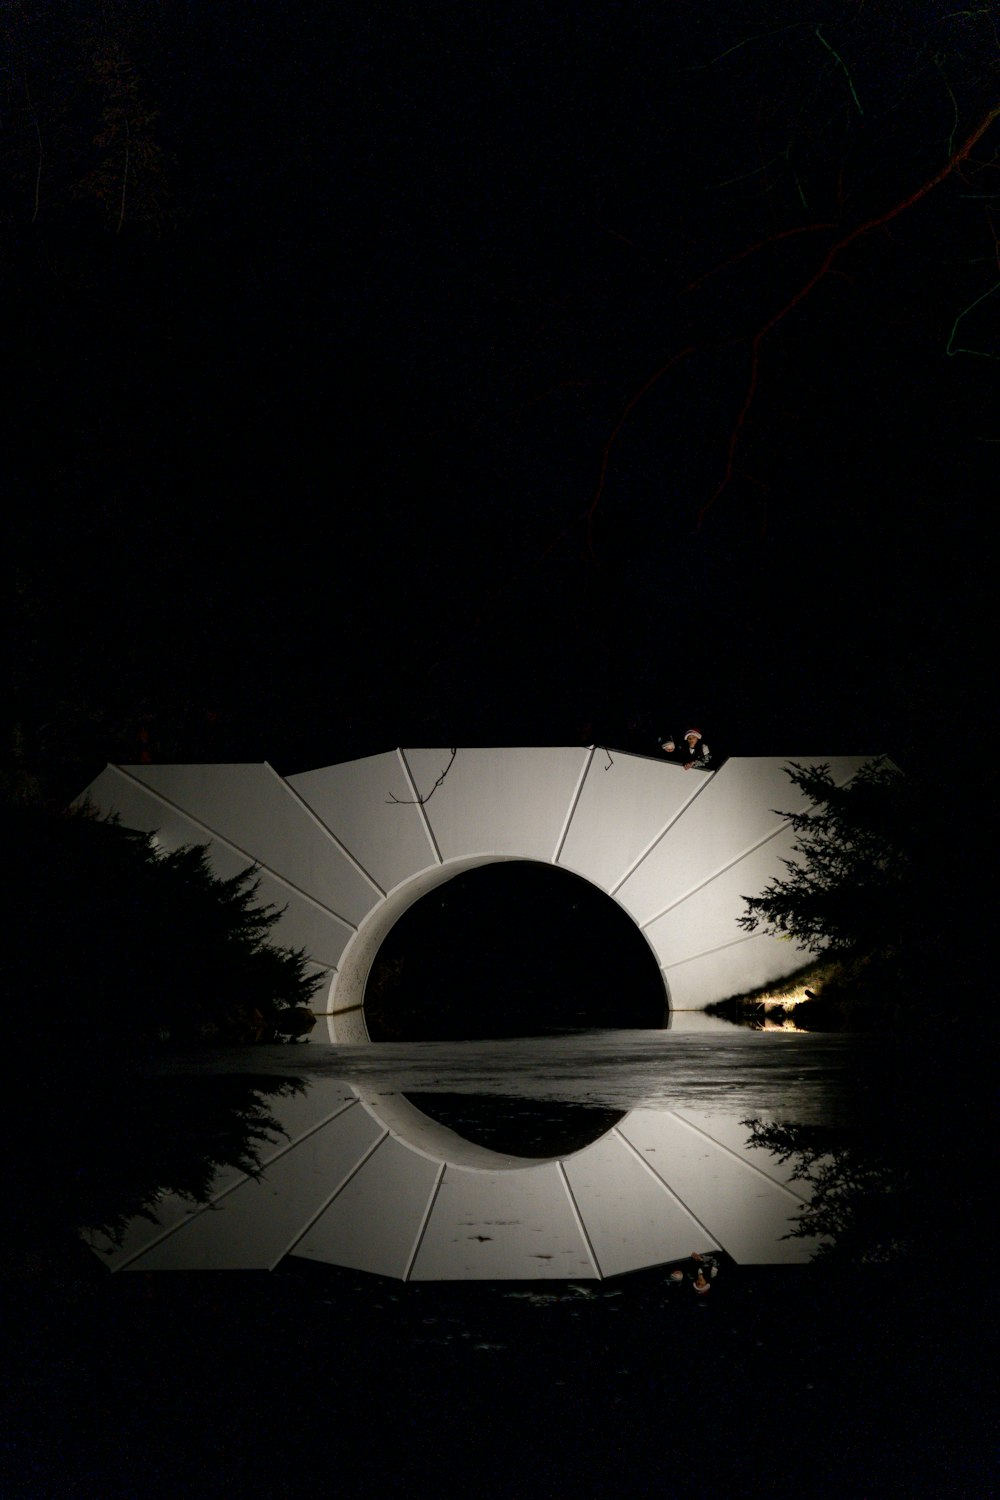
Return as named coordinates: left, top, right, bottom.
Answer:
left=155, top=1028, right=878, bottom=1124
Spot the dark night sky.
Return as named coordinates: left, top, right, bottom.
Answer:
left=7, top=0, right=999, bottom=790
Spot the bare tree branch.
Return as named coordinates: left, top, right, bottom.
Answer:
left=387, top=748, right=458, bottom=805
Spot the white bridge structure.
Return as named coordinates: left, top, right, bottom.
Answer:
left=80, top=747, right=874, bottom=1280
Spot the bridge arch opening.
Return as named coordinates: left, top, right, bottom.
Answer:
left=328, top=859, right=668, bottom=1163
left=363, top=859, right=667, bottom=1041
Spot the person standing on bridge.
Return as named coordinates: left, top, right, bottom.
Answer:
left=660, top=728, right=712, bottom=771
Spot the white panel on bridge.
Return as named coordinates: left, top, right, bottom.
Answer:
left=79, top=765, right=356, bottom=972
left=614, top=755, right=871, bottom=928
left=80, top=747, right=879, bottom=1018
left=125, top=1103, right=387, bottom=1271
left=409, top=1162, right=597, bottom=1281
left=407, top=746, right=591, bottom=862
left=662, top=932, right=806, bottom=1012
left=562, top=1130, right=719, bottom=1278
left=644, top=827, right=803, bottom=967
left=77, top=746, right=877, bottom=1279
left=672, top=1111, right=812, bottom=1197
left=119, top=762, right=383, bottom=927
left=556, top=748, right=703, bottom=891
left=85, top=1081, right=360, bottom=1271
left=293, top=1134, right=442, bottom=1280
left=289, top=751, right=440, bottom=894
left=619, top=1110, right=824, bottom=1263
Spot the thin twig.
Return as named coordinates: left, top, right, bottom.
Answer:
left=387, top=748, right=458, bottom=805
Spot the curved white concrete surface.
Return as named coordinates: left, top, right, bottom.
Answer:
left=79, top=747, right=876, bottom=1278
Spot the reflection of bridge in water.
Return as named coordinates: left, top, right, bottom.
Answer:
left=80, top=747, right=876, bottom=1280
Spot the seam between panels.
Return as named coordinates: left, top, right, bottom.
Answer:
left=636, top=758, right=873, bottom=928
left=668, top=1111, right=811, bottom=1204
left=552, top=747, right=596, bottom=865
left=661, top=930, right=773, bottom=972
left=107, top=1097, right=364, bottom=1271
left=556, top=1160, right=603, bottom=1280
left=397, top=748, right=444, bottom=864
left=265, top=761, right=386, bottom=897
left=109, top=765, right=360, bottom=932
left=278, top=1127, right=391, bottom=1266
left=611, top=1124, right=725, bottom=1255
left=607, top=770, right=715, bottom=896
left=403, top=1161, right=447, bottom=1281
left=639, top=818, right=794, bottom=932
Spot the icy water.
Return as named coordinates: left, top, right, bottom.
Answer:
left=157, top=1026, right=878, bottom=1126
left=117, top=1022, right=900, bottom=1281
left=16, top=1025, right=987, bottom=1499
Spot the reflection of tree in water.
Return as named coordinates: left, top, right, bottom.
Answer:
left=744, top=1119, right=919, bottom=1265
left=36, top=1073, right=305, bottom=1252
left=6, top=806, right=313, bottom=1259
left=736, top=761, right=992, bottom=1265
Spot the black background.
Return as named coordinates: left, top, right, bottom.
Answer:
left=8, top=0, right=998, bottom=789
left=5, top=11, right=997, bottom=1493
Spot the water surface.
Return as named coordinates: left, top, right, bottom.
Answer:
left=157, top=1027, right=878, bottom=1126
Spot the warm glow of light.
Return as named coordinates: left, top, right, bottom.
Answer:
left=760, top=989, right=809, bottom=1007
left=752, top=987, right=817, bottom=1027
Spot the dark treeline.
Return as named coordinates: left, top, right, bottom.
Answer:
left=714, top=758, right=997, bottom=1265
left=3, top=801, right=316, bottom=1257
left=736, top=760, right=997, bottom=1025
